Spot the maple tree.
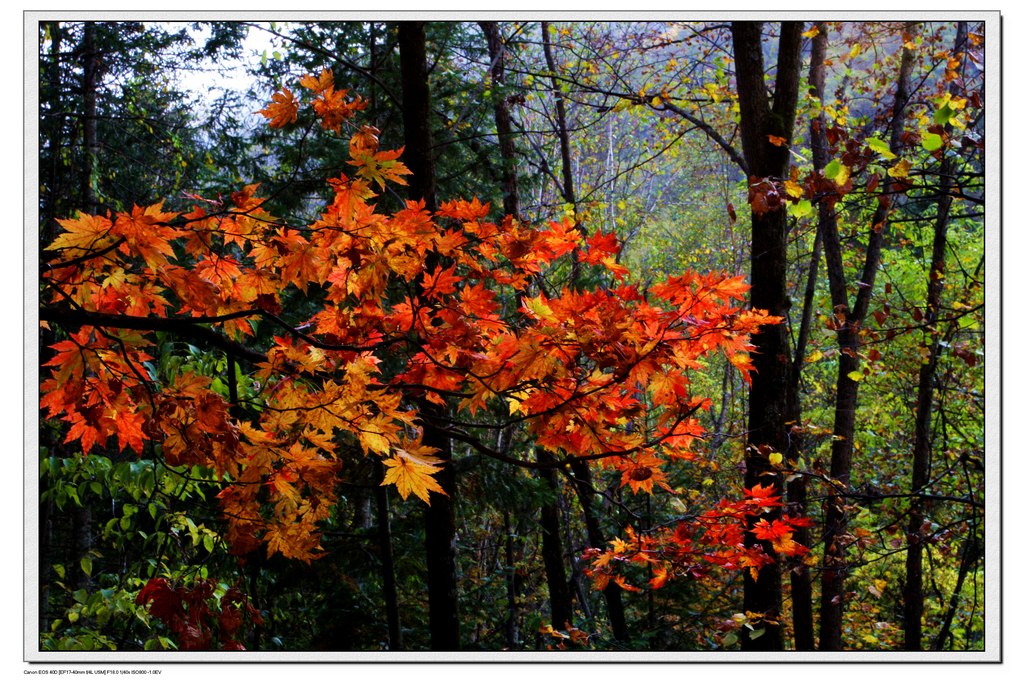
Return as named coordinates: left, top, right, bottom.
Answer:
left=40, top=64, right=783, bottom=646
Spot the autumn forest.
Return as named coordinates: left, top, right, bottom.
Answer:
left=33, top=18, right=991, bottom=657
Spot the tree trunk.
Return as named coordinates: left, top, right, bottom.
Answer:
left=904, top=20, right=969, bottom=653
left=42, top=21, right=65, bottom=241
left=80, top=22, right=99, bottom=214
left=569, top=460, right=628, bottom=641
left=785, top=224, right=819, bottom=650
left=479, top=21, right=521, bottom=218
left=399, top=22, right=438, bottom=213
left=818, top=23, right=917, bottom=651
left=374, top=459, right=403, bottom=650
left=538, top=451, right=573, bottom=630
left=730, top=20, right=803, bottom=652
left=779, top=22, right=837, bottom=652
left=541, top=22, right=576, bottom=211
left=398, top=21, right=460, bottom=650
left=930, top=533, right=980, bottom=650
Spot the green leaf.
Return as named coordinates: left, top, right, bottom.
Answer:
left=824, top=159, right=850, bottom=185
left=934, top=104, right=954, bottom=126
left=921, top=132, right=943, bottom=152
left=847, top=370, right=865, bottom=382
left=865, top=137, right=896, bottom=160
left=790, top=198, right=813, bottom=219
left=80, top=556, right=92, bottom=577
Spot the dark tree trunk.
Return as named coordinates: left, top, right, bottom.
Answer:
left=71, top=507, right=93, bottom=592
left=785, top=228, right=819, bottom=650
left=904, top=20, right=969, bottom=653
left=398, top=21, right=460, bottom=650
left=730, top=20, right=803, bottom=652
left=420, top=423, right=459, bottom=650
left=817, top=23, right=917, bottom=651
left=398, top=22, right=438, bottom=213
left=479, top=21, right=521, bottom=219
left=80, top=22, right=99, bottom=214
left=779, top=22, right=836, bottom=652
left=569, top=460, right=628, bottom=640
left=39, top=21, right=64, bottom=636
left=541, top=22, right=576, bottom=211
left=479, top=23, right=528, bottom=647
left=534, top=21, right=589, bottom=635
left=538, top=451, right=573, bottom=630
left=374, top=459, right=403, bottom=650
left=42, top=21, right=64, bottom=241
left=931, top=533, right=981, bottom=650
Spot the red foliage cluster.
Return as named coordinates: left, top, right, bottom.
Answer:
left=135, top=578, right=262, bottom=650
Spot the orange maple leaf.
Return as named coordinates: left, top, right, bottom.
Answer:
left=349, top=147, right=411, bottom=188
left=258, top=87, right=298, bottom=128
left=298, top=68, right=334, bottom=95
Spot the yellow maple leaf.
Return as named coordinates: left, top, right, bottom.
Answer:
left=48, top=213, right=116, bottom=255
left=888, top=158, right=912, bottom=179
left=380, top=449, right=447, bottom=503
left=783, top=179, right=804, bottom=199
left=358, top=425, right=392, bottom=455
left=522, top=295, right=557, bottom=322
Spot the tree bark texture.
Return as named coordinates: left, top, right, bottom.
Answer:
left=570, top=460, right=628, bottom=641
left=80, top=22, right=99, bottom=214
left=374, top=458, right=403, bottom=650
left=398, top=21, right=460, bottom=650
left=730, top=20, right=803, bottom=652
left=538, top=450, right=573, bottom=630
left=480, top=21, right=521, bottom=218
left=777, top=22, right=839, bottom=652
left=541, top=22, right=577, bottom=210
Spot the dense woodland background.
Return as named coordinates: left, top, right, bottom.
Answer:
left=34, top=19, right=988, bottom=654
